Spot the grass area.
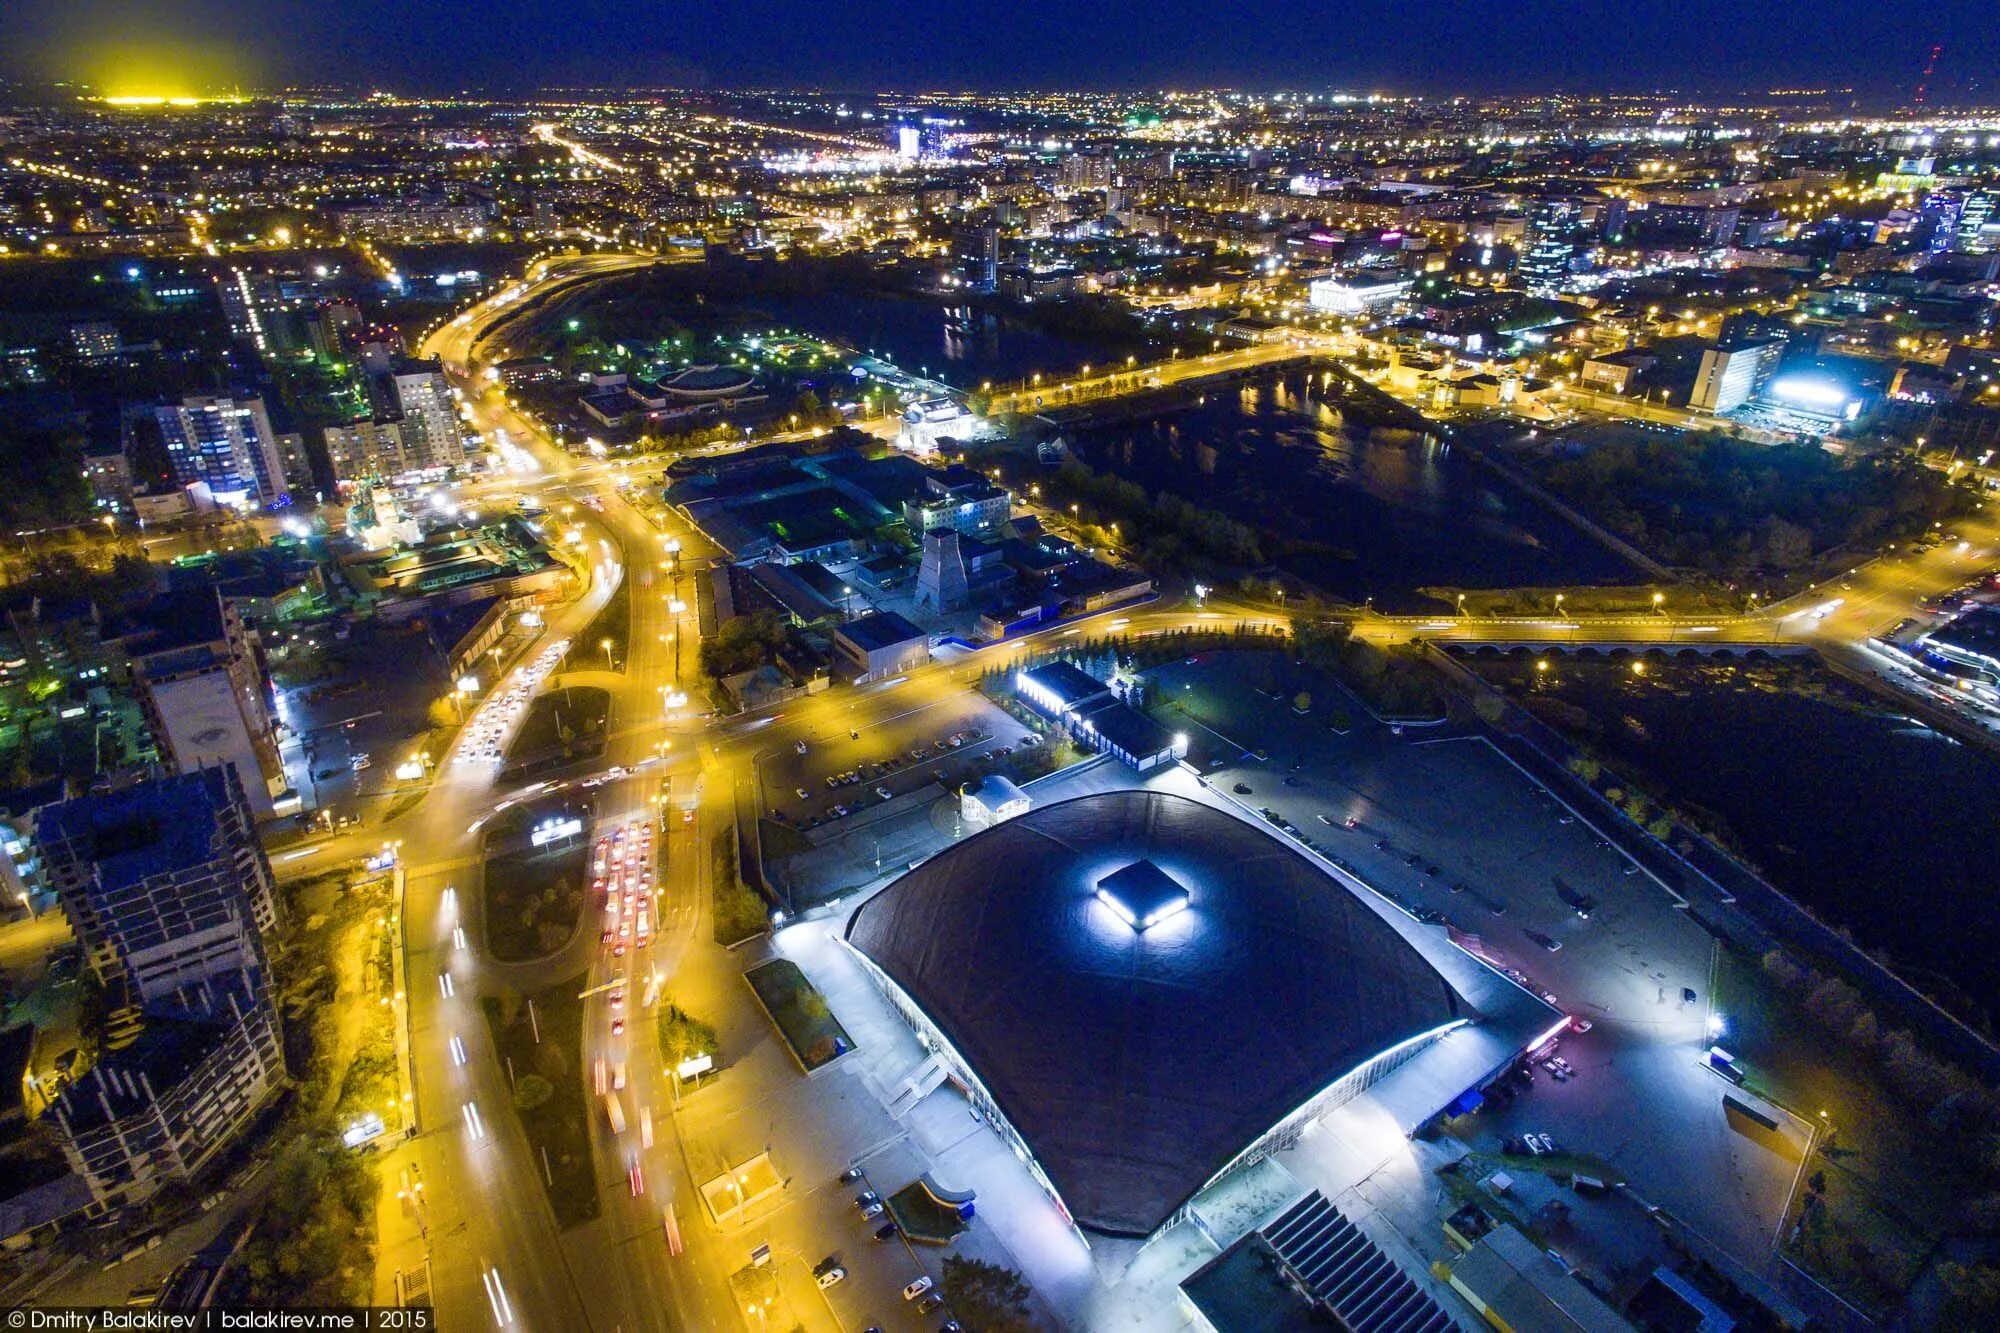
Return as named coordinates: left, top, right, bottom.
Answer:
left=743, top=958, right=853, bottom=1073
left=273, top=868, right=401, bottom=1129
left=1522, top=429, right=1979, bottom=587
left=231, top=868, right=394, bottom=1306
left=480, top=800, right=590, bottom=962
left=1709, top=948, right=1962, bottom=1317
left=234, top=1126, right=380, bottom=1306
left=656, top=1000, right=719, bottom=1071
left=482, top=972, right=601, bottom=1229
left=1295, top=621, right=1449, bottom=720
left=504, top=685, right=611, bottom=771
left=712, top=828, right=767, bottom=947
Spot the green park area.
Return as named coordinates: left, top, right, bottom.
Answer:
left=712, top=828, right=768, bottom=947
left=743, top=958, right=853, bottom=1073
left=1526, top=429, right=1979, bottom=586
left=504, top=685, right=612, bottom=774
left=482, top=973, right=600, bottom=1229
left=480, top=801, right=590, bottom=962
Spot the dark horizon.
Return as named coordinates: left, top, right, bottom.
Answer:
left=0, top=0, right=1994, bottom=106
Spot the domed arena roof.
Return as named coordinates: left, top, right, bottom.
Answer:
left=844, top=789, right=1467, bottom=1237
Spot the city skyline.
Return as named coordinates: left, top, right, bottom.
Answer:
left=1, top=0, right=1997, bottom=102
left=4, top=53, right=2000, bottom=1332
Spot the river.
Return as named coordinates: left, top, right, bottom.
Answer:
left=1066, top=373, right=1638, bottom=610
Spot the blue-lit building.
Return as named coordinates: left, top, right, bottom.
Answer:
left=154, top=393, right=291, bottom=509
left=39, top=768, right=285, bottom=1209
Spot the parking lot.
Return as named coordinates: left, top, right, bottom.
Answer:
left=753, top=692, right=1035, bottom=831
left=1143, top=650, right=1809, bottom=1281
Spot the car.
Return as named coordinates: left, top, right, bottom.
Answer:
left=854, top=1190, right=879, bottom=1208
left=903, top=1276, right=934, bottom=1301
left=1535, top=1133, right=1559, bottom=1153
left=918, top=1293, right=945, bottom=1314
left=609, top=989, right=624, bottom=1009
left=610, top=1017, right=625, bottom=1036
left=1526, top=930, right=1563, bottom=952
left=874, top=1221, right=900, bottom=1241
left=876, top=786, right=893, bottom=799
left=1316, top=814, right=1333, bottom=825
left=940, top=1322, right=963, bottom=1333
left=796, top=741, right=809, bottom=755
left=815, top=1266, right=846, bottom=1289
left=1232, top=783, right=1252, bottom=795
left=601, top=929, right=615, bottom=946
left=1569, top=1017, right=1593, bottom=1034
left=861, top=1202, right=884, bottom=1219
left=838, top=1166, right=864, bottom=1184
left=796, top=787, right=810, bottom=800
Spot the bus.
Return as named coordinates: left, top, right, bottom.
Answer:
left=604, top=1091, right=626, bottom=1135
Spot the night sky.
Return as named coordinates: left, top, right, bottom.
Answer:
left=1, top=0, right=1993, bottom=100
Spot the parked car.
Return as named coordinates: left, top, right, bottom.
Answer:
left=904, top=1277, right=934, bottom=1301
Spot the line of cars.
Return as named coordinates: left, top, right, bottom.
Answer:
left=596, top=818, right=656, bottom=960
left=592, top=817, right=658, bottom=1200
left=457, top=638, right=571, bottom=765
left=782, top=729, right=1015, bottom=827
left=832, top=1170, right=961, bottom=1330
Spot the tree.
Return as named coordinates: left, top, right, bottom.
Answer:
left=427, top=696, right=460, bottom=730
left=1939, top=1261, right=2000, bottom=1325
left=939, top=1255, right=1035, bottom=1333
left=1292, top=691, right=1312, bottom=714
left=657, top=1003, right=719, bottom=1067
left=1760, top=516, right=1814, bottom=571
left=1473, top=693, right=1507, bottom=726
left=513, top=1074, right=554, bottom=1113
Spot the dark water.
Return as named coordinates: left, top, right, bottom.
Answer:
left=1069, top=372, right=1637, bottom=611
left=1479, top=657, right=2000, bottom=1027
left=735, top=292, right=1111, bottom=389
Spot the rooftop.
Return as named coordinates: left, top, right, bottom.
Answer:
left=844, top=790, right=1468, bottom=1237
left=37, top=768, right=233, bottom=896
left=838, top=610, right=925, bottom=653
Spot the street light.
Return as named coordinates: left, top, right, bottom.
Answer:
left=600, top=637, right=614, bottom=668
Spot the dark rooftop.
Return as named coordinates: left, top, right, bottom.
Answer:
left=845, top=790, right=1466, bottom=1237
left=37, top=768, right=230, bottom=896
left=838, top=610, right=925, bottom=653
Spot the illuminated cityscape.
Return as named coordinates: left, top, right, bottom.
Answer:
left=3, top=10, right=2000, bottom=1332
